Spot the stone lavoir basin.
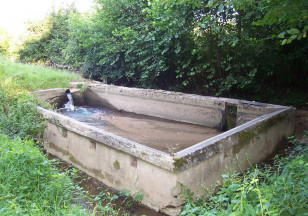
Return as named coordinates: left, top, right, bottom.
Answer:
left=58, top=105, right=221, bottom=154
left=35, top=82, right=295, bottom=215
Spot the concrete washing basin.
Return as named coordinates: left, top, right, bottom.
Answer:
left=35, top=82, right=295, bottom=215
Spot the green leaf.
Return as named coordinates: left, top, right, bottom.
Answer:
left=218, top=4, right=224, bottom=12
left=221, top=174, right=229, bottom=179
left=207, top=0, right=214, bottom=7
left=287, top=35, right=297, bottom=44
left=278, top=31, right=285, bottom=38
left=112, top=195, right=119, bottom=200
left=287, top=28, right=300, bottom=35
left=281, top=39, right=287, bottom=45
left=244, top=204, right=256, bottom=216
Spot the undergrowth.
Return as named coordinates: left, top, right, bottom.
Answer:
left=0, top=86, right=45, bottom=139
left=180, top=139, right=308, bottom=216
left=0, top=134, right=88, bottom=215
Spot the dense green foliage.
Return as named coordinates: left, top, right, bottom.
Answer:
left=180, top=141, right=308, bottom=215
left=253, top=0, right=308, bottom=45
left=0, top=134, right=88, bottom=215
left=17, top=7, right=74, bottom=64
left=0, top=87, right=44, bottom=139
left=17, top=0, right=307, bottom=99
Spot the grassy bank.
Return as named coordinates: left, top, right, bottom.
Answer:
left=0, top=56, right=130, bottom=215
left=0, top=55, right=88, bottom=215
left=0, top=55, right=81, bottom=91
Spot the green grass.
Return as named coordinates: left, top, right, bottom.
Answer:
left=0, top=55, right=82, bottom=91
left=0, top=56, right=89, bottom=215
left=0, top=87, right=45, bottom=139
left=0, top=134, right=88, bottom=215
left=180, top=141, right=308, bottom=216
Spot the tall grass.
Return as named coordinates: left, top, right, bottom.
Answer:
left=0, top=55, right=82, bottom=91
left=0, top=56, right=89, bottom=215
left=0, top=134, right=87, bottom=215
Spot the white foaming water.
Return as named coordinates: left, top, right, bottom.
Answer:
left=59, top=106, right=108, bottom=127
left=65, top=92, right=75, bottom=111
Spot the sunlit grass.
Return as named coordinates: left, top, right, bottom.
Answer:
left=0, top=55, right=82, bottom=91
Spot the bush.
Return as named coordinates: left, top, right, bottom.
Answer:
left=0, top=86, right=44, bottom=139
left=16, top=0, right=308, bottom=98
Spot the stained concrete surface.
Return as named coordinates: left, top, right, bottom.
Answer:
left=59, top=106, right=221, bottom=153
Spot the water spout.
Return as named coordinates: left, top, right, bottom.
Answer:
left=65, top=89, right=75, bottom=111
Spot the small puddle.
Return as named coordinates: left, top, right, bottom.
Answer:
left=58, top=106, right=221, bottom=153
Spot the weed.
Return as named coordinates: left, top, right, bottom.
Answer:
left=180, top=136, right=308, bottom=215
left=119, top=189, right=144, bottom=209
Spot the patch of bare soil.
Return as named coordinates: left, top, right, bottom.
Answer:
left=295, top=108, right=308, bottom=140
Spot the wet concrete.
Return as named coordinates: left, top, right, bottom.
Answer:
left=59, top=106, right=221, bottom=153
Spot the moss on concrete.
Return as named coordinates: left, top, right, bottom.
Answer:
left=48, top=142, right=68, bottom=155
left=173, top=158, right=188, bottom=172
left=61, top=127, right=67, bottom=137
left=238, top=130, right=256, bottom=145
left=257, top=113, right=286, bottom=134
left=68, top=155, right=105, bottom=180
left=113, top=160, right=120, bottom=170
left=233, top=113, right=287, bottom=155
left=104, top=173, right=114, bottom=183
left=233, top=130, right=256, bottom=155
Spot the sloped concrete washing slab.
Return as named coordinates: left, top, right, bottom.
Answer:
left=35, top=82, right=295, bottom=215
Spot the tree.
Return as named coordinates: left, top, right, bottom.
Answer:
left=0, top=28, right=11, bottom=54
